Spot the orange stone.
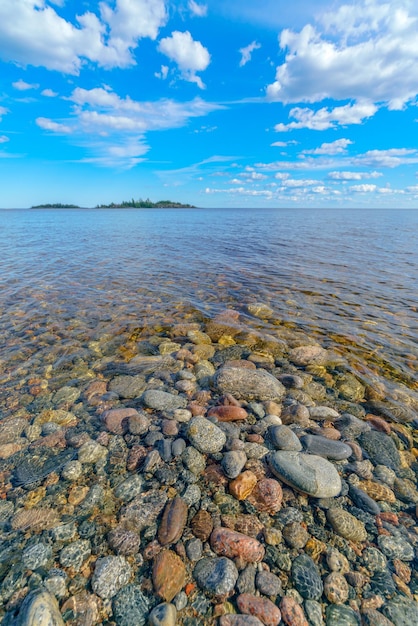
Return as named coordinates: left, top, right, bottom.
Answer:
left=158, top=497, right=188, bottom=546
left=229, top=471, right=258, bottom=500
left=247, top=478, right=283, bottom=515
left=280, top=596, right=309, bottom=626
left=152, top=550, right=186, bottom=601
left=208, top=406, right=248, bottom=421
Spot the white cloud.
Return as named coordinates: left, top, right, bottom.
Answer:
left=158, top=31, right=210, bottom=88
left=350, top=184, right=377, bottom=192
left=303, top=138, right=353, bottom=155
left=274, top=101, right=377, bottom=131
left=241, top=171, right=267, bottom=180
left=36, top=117, right=72, bottom=133
left=188, top=1, right=207, bottom=17
left=155, top=65, right=169, bottom=80
left=274, top=172, right=290, bottom=179
left=239, top=41, right=261, bottom=67
left=0, top=0, right=167, bottom=74
left=12, top=79, right=39, bottom=90
left=41, top=88, right=58, bottom=97
left=281, top=178, right=318, bottom=187
left=266, top=0, right=418, bottom=110
left=0, top=106, right=8, bottom=120
left=354, top=148, right=418, bottom=168
left=328, top=170, right=382, bottom=180
left=270, top=140, right=297, bottom=147
left=0, top=135, right=9, bottom=143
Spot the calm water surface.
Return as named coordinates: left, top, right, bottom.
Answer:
left=0, top=208, right=417, bottom=396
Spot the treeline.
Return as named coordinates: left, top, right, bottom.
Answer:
left=31, top=203, right=80, bottom=208
left=96, top=198, right=196, bottom=208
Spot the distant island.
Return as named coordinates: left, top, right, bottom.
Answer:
left=31, top=199, right=196, bottom=209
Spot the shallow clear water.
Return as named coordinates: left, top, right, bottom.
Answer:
left=1, top=207, right=417, bottom=398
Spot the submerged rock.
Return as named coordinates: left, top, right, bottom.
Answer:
left=16, top=589, right=64, bottom=625
left=215, top=367, right=286, bottom=401
left=269, top=450, right=342, bottom=498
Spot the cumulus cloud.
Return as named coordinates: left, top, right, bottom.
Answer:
left=328, top=170, right=382, bottom=180
left=354, top=148, right=418, bottom=168
left=303, top=138, right=353, bottom=155
left=350, top=184, right=377, bottom=192
left=0, top=0, right=167, bottom=74
left=36, top=117, right=72, bottom=133
left=274, top=101, right=377, bottom=131
left=12, top=79, right=39, bottom=90
left=281, top=178, right=318, bottom=187
left=239, top=41, right=261, bottom=67
left=0, top=135, right=9, bottom=143
left=188, top=1, right=207, bottom=17
left=271, top=140, right=297, bottom=147
left=0, top=106, right=9, bottom=121
left=158, top=30, right=210, bottom=88
left=266, top=0, right=418, bottom=110
left=41, top=88, right=58, bottom=97
left=154, top=65, right=169, bottom=80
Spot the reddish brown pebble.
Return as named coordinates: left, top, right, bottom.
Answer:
left=310, top=426, right=341, bottom=440
left=229, top=471, right=258, bottom=500
left=237, top=593, right=281, bottom=626
left=126, top=445, right=147, bottom=471
left=221, top=514, right=264, bottom=538
left=158, top=497, right=188, bottom=546
left=102, top=408, right=138, bottom=434
left=280, top=596, right=309, bottom=626
left=83, top=380, right=108, bottom=405
left=247, top=479, right=282, bottom=515
left=204, top=463, right=228, bottom=486
left=152, top=550, right=186, bottom=601
left=246, top=434, right=264, bottom=444
left=191, top=510, right=214, bottom=541
left=210, top=527, right=265, bottom=562
left=208, top=406, right=249, bottom=421
left=361, top=609, right=396, bottom=626
left=366, top=414, right=391, bottom=434
left=377, top=512, right=399, bottom=525
left=143, top=540, right=162, bottom=560
left=162, top=419, right=179, bottom=436
left=188, top=402, right=207, bottom=416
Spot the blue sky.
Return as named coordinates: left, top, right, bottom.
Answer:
left=1, top=0, right=418, bottom=208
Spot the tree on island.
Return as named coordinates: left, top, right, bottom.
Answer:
left=96, top=198, right=196, bottom=208
left=31, top=203, right=80, bottom=208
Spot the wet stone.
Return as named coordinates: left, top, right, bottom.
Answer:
left=158, top=496, right=188, bottom=545
left=153, top=550, right=186, bottom=602
left=219, top=616, right=264, bottom=626
left=15, top=588, right=65, bottom=626
left=109, top=374, right=147, bottom=399
left=237, top=593, right=282, bottom=626
left=61, top=459, right=82, bottom=481
left=91, top=556, right=132, bottom=599
left=193, top=557, right=238, bottom=596
left=22, top=542, right=52, bottom=570
left=348, top=485, right=381, bottom=515
left=215, top=366, right=286, bottom=402
left=304, top=600, right=324, bottom=626
left=121, top=489, right=168, bottom=531
left=0, top=500, right=14, bottom=522
left=361, top=609, right=396, bottom=626
left=148, top=602, right=177, bottom=626
left=112, top=584, right=150, bottom=626
left=300, top=435, right=352, bottom=461
left=186, top=537, right=203, bottom=561
left=237, top=564, right=257, bottom=595
left=362, top=547, right=388, bottom=573
left=255, top=570, right=282, bottom=597
left=182, top=484, right=201, bottom=505
left=324, top=572, right=349, bottom=604
left=268, top=425, right=302, bottom=451
left=269, top=451, right=342, bottom=498
left=187, top=417, right=226, bottom=454
left=383, top=598, right=418, bottom=626
left=334, top=414, right=371, bottom=440
left=309, top=406, right=340, bottom=421
left=359, top=431, right=401, bottom=471
left=210, top=527, right=265, bottom=562
left=377, top=535, right=415, bottom=561
left=325, top=604, right=361, bottom=626
left=370, top=571, right=397, bottom=598
left=291, top=554, right=323, bottom=601
left=142, top=389, right=187, bottom=411
left=114, top=473, right=143, bottom=502
left=59, top=539, right=91, bottom=570
left=108, top=527, right=141, bottom=555
left=326, top=508, right=367, bottom=542
left=283, top=521, right=309, bottom=549
left=222, top=450, right=248, bottom=479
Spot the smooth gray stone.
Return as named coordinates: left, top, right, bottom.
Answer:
left=215, top=367, right=286, bottom=401
left=16, top=589, right=64, bottom=625
left=359, top=431, right=401, bottom=470
left=301, top=434, right=352, bottom=460
left=142, top=389, right=187, bottom=411
left=349, top=485, right=381, bottom=515
left=187, top=417, right=226, bottom=454
left=193, top=557, right=238, bottom=595
left=292, top=553, right=323, bottom=600
left=222, top=450, right=247, bottom=479
left=309, top=406, right=340, bottom=421
left=268, top=425, right=302, bottom=451
left=334, top=414, right=371, bottom=439
left=92, top=556, right=132, bottom=599
left=148, top=602, right=177, bottom=626
left=269, top=450, right=342, bottom=498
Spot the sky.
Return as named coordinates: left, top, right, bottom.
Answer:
left=1, top=0, right=418, bottom=208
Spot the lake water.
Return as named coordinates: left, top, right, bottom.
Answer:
left=0, top=207, right=418, bottom=624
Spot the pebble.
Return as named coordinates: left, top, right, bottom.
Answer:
left=182, top=445, right=207, bottom=474
left=215, top=366, right=286, bottom=401
left=247, top=478, right=283, bottom=514
left=109, top=374, right=147, bottom=399
left=348, top=484, right=381, bottom=515
left=326, top=549, right=350, bottom=574
left=326, top=508, right=367, bottom=542
left=325, top=604, right=361, bottom=625
left=142, top=389, right=187, bottom=411
left=208, top=405, right=249, bottom=421
left=191, top=509, right=214, bottom=541
left=114, top=473, right=143, bottom=502
left=121, top=489, right=168, bottom=531
left=280, top=404, right=311, bottom=427
left=304, top=600, right=324, bottom=626
left=182, top=484, right=201, bottom=505
left=377, top=535, right=415, bottom=561
left=334, top=414, right=371, bottom=439
left=158, top=496, right=188, bottom=545
left=148, top=602, right=177, bottom=626
left=309, top=406, right=340, bottom=421
left=77, top=439, right=107, bottom=464
left=222, top=450, right=248, bottom=478
left=269, top=451, right=342, bottom=498
left=219, top=616, right=265, bottom=626
left=237, top=564, right=257, bottom=595
left=255, top=570, right=282, bottom=597
left=153, top=550, right=186, bottom=601
left=300, top=435, right=352, bottom=461
left=291, top=554, right=323, bottom=601
left=211, top=527, right=265, bottom=562
left=22, top=542, right=52, bottom=570
left=61, top=459, right=82, bottom=481
left=280, top=596, right=309, bottom=626
left=102, top=407, right=138, bottom=434
left=283, top=522, right=309, bottom=549
left=361, top=609, right=396, bottom=626
left=15, top=588, right=65, bottom=625
left=187, top=417, right=227, bottom=453
left=230, top=471, right=258, bottom=500
left=91, top=555, right=132, bottom=599
left=359, top=431, right=401, bottom=471
left=237, top=593, right=282, bottom=626
left=112, top=584, right=150, bottom=626
left=108, top=527, right=141, bottom=555
left=268, top=425, right=302, bottom=451
left=324, top=572, right=349, bottom=604
left=59, top=539, right=91, bottom=570
left=193, top=557, right=238, bottom=595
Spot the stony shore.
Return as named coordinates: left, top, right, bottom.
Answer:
left=0, top=305, right=417, bottom=625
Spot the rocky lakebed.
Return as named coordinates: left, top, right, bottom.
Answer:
left=0, top=305, right=418, bottom=626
